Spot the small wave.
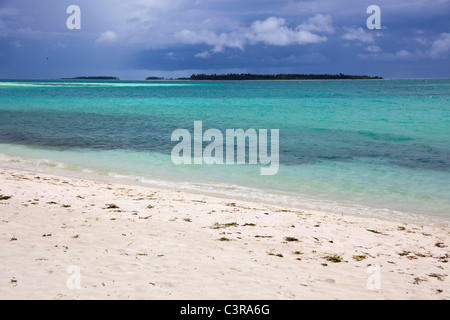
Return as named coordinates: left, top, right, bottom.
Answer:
left=36, top=159, right=68, bottom=169
left=0, top=152, right=73, bottom=172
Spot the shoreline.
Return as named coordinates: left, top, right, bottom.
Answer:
left=1, top=151, right=449, bottom=228
left=0, top=167, right=448, bottom=299
left=1, top=152, right=449, bottom=228
left=0, top=153, right=450, bottom=227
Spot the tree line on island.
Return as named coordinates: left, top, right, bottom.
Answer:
left=183, top=73, right=383, bottom=80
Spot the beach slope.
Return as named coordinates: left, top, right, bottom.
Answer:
left=0, top=168, right=448, bottom=299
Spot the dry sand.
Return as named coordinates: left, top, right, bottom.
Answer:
left=0, top=168, right=448, bottom=300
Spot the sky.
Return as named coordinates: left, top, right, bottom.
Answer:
left=0, top=0, right=449, bottom=79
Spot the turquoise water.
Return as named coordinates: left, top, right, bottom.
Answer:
left=0, top=79, right=449, bottom=219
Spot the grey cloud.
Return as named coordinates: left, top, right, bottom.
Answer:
left=174, top=14, right=332, bottom=56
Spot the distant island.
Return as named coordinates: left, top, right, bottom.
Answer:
left=183, top=73, right=383, bottom=81
left=62, top=76, right=120, bottom=80
left=62, top=74, right=383, bottom=81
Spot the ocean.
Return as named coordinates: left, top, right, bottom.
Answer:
left=0, top=79, right=449, bottom=222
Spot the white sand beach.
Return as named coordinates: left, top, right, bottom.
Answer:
left=0, top=168, right=448, bottom=300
